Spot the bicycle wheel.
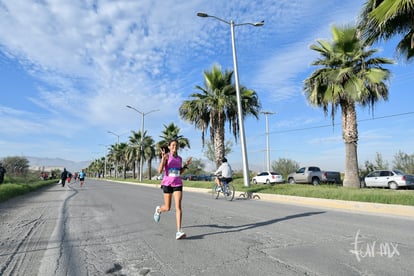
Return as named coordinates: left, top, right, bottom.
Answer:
left=212, top=184, right=220, bottom=199
left=223, top=183, right=235, bottom=201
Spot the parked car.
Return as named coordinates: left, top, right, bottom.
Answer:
left=182, top=174, right=197, bottom=181
left=363, top=169, right=414, bottom=190
left=151, top=174, right=163, bottom=180
left=197, top=174, right=214, bottom=181
left=287, top=166, right=341, bottom=185
left=252, top=171, right=284, bottom=184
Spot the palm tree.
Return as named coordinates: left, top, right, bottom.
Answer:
left=129, top=130, right=158, bottom=180
left=142, top=135, right=156, bottom=179
left=127, top=131, right=142, bottom=179
left=87, top=158, right=102, bottom=177
left=304, top=25, right=393, bottom=188
left=179, top=64, right=260, bottom=168
left=108, top=143, right=128, bottom=178
left=117, top=142, right=128, bottom=179
left=107, top=144, right=119, bottom=178
left=157, top=123, right=190, bottom=150
left=359, top=0, right=414, bottom=60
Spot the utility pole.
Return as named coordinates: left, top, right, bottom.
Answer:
left=261, top=111, right=275, bottom=172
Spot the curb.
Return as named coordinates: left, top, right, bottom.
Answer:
left=255, top=193, right=414, bottom=219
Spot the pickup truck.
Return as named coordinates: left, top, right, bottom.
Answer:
left=287, top=166, right=341, bottom=185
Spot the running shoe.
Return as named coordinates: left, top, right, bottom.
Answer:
left=154, top=206, right=161, bottom=223
left=176, top=230, right=186, bottom=240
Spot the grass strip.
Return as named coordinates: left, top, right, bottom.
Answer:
left=0, top=180, right=57, bottom=202
left=140, top=178, right=414, bottom=206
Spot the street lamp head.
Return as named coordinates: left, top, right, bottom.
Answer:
left=197, top=12, right=209, bottom=18
left=253, top=20, right=265, bottom=27
left=197, top=12, right=263, bottom=28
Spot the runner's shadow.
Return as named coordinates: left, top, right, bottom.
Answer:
left=185, top=211, right=325, bottom=240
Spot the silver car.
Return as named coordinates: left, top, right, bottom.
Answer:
left=252, top=171, right=284, bottom=184
left=363, top=169, right=414, bottom=190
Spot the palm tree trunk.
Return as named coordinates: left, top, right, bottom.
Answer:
left=148, top=159, right=152, bottom=180
left=137, top=156, right=141, bottom=180
left=213, top=114, right=225, bottom=168
left=341, top=101, right=360, bottom=188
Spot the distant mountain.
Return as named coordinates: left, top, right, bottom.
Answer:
left=27, top=156, right=91, bottom=172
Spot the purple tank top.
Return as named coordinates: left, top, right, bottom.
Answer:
left=161, top=153, right=183, bottom=187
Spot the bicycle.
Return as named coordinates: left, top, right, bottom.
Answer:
left=212, top=177, right=235, bottom=201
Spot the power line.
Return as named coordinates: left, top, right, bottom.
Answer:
left=266, top=111, right=414, bottom=135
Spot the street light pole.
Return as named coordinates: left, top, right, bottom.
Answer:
left=107, top=130, right=120, bottom=178
left=126, top=105, right=159, bottom=181
left=107, top=131, right=120, bottom=144
left=197, top=12, right=264, bottom=187
left=230, top=20, right=251, bottom=187
left=98, top=144, right=109, bottom=178
left=261, top=111, right=275, bottom=172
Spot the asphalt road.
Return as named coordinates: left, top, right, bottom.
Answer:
left=1, top=179, right=413, bottom=276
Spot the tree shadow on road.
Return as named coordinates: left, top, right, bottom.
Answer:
left=184, top=211, right=325, bottom=240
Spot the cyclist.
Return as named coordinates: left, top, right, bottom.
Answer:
left=214, top=157, right=233, bottom=191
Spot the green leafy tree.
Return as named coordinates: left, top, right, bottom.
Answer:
left=361, top=160, right=375, bottom=176
left=360, top=152, right=389, bottom=176
left=184, top=158, right=205, bottom=175
left=203, top=140, right=233, bottom=164
left=1, top=156, right=29, bottom=176
left=271, top=158, right=300, bottom=180
left=179, top=64, right=260, bottom=168
left=393, top=150, right=414, bottom=174
left=359, top=0, right=414, bottom=60
left=374, top=152, right=389, bottom=170
left=304, top=25, right=393, bottom=188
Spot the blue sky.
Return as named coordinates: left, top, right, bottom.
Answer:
left=1, top=0, right=413, bottom=173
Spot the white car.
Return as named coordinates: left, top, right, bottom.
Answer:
left=252, top=171, right=284, bottom=184
left=363, top=169, right=414, bottom=190
left=151, top=174, right=163, bottom=180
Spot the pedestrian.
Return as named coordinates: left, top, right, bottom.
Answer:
left=153, top=139, right=192, bottom=240
left=67, top=172, right=72, bottom=184
left=79, top=169, right=86, bottom=188
left=0, top=163, right=6, bottom=184
left=61, top=168, right=68, bottom=187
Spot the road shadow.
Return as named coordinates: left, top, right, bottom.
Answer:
left=184, top=211, right=325, bottom=240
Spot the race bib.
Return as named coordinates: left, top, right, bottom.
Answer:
left=168, top=168, right=181, bottom=177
